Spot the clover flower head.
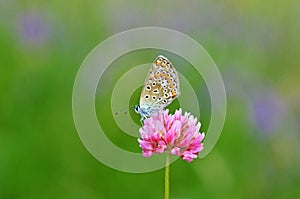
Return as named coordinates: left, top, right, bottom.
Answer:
left=138, top=109, right=205, bottom=162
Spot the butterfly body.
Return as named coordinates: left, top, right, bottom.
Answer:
left=134, top=105, right=153, bottom=121
left=135, top=55, right=180, bottom=121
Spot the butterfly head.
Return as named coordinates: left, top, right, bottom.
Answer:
left=134, top=105, right=141, bottom=114
left=134, top=104, right=152, bottom=121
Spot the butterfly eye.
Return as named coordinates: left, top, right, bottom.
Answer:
left=146, top=85, right=151, bottom=90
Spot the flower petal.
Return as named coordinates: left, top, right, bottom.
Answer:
left=138, top=139, right=153, bottom=150
left=142, top=150, right=153, bottom=157
left=182, top=151, right=198, bottom=162
left=171, top=147, right=181, bottom=156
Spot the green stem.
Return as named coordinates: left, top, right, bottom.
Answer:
left=164, top=154, right=170, bottom=199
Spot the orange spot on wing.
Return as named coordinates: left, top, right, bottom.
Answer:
left=156, top=60, right=162, bottom=65
left=171, top=90, right=177, bottom=98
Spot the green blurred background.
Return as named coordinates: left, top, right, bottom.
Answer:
left=1, top=0, right=300, bottom=198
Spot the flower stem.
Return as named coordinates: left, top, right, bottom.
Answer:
left=164, top=154, right=170, bottom=199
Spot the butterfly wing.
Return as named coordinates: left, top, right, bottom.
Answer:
left=139, top=55, right=180, bottom=113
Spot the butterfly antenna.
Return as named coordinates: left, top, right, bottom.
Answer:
left=114, top=105, right=136, bottom=116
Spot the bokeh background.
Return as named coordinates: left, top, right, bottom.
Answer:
left=1, top=0, right=300, bottom=198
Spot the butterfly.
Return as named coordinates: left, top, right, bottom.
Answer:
left=135, top=55, right=180, bottom=121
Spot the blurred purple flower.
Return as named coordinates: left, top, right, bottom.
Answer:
left=250, top=92, right=285, bottom=134
left=17, top=10, right=51, bottom=46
